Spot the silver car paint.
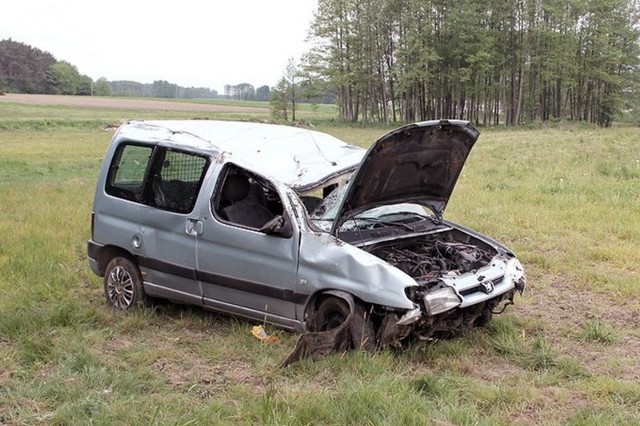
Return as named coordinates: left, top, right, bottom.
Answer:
left=196, top=164, right=302, bottom=330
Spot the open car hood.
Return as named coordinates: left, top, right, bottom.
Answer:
left=332, top=120, right=479, bottom=233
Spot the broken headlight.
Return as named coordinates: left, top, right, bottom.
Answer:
left=424, top=286, right=461, bottom=315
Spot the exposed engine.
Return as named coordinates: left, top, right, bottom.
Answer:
left=371, top=238, right=494, bottom=279
left=367, top=233, right=512, bottom=346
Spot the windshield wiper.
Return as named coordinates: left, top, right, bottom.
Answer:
left=347, top=216, right=415, bottom=232
left=380, top=211, right=441, bottom=225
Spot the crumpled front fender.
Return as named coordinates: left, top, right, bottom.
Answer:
left=297, top=231, right=417, bottom=313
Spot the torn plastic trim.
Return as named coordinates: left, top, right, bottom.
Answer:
left=378, top=313, right=412, bottom=348
left=281, top=290, right=363, bottom=367
left=397, top=307, right=422, bottom=325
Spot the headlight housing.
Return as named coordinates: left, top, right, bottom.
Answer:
left=424, top=286, right=461, bottom=315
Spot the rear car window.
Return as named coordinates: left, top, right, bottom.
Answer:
left=106, top=143, right=209, bottom=214
left=106, top=144, right=153, bottom=203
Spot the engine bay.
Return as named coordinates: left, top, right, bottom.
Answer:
left=369, top=232, right=496, bottom=280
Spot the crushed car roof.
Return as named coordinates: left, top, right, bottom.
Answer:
left=115, top=120, right=366, bottom=192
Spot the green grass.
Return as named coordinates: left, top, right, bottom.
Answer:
left=578, top=320, right=620, bottom=344
left=1, top=101, right=640, bottom=424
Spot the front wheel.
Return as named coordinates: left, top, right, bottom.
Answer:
left=103, top=257, right=147, bottom=310
left=315, top=297, right=376, bottom=351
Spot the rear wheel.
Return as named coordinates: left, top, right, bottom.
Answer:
left=103, top=257, right=147, bottom=310
left=315, top=297, right=376, bottom=350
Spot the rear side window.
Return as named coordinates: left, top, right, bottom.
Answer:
left=106, top=143, right=209, bottom=214
left=106, top=144, right=153, bottom=203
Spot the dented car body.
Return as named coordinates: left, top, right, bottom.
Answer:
left=88, top=119, right=525, bottom=352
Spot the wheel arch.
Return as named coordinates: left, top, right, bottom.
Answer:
left=304, top=289, right=357, bottom=325
left=95, top=245, right=136, bottom=276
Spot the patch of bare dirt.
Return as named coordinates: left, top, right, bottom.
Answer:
left=457, top=356, right=524, bottom=382
left=0, top=93, right=267, bottom=113
left=528, top=276, right=640, bottom=326
left=516, top=277, right=640, bottom=380
left=508, top=388, right=590, bottom=425
left=104, top=338, right=134, bottom=352
left=151, top=356, right=266, bottom=398
left=0, top=367, right=12, bottom=383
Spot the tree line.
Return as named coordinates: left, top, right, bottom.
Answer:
left=0, top=39, right=219, bottom=99
left=223, top=83, right=272, bottom=101
left=0, top=39, right=92, bottom=95
left=301, top=0, right=640, bottom=126
left=109, top=80, right=218, bottom=98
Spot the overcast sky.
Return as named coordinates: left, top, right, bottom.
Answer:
left=2, top=0, right=318, bottom=92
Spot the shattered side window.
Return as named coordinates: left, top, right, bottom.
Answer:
left=311, top=184, right=348, bottom=221
left=309, top=185, right=348, bottom=232
left=212, top=165, right=283, bottom=230
left=106, top=143, right=153, bottom=203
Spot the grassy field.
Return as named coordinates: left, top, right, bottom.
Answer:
left=0, top=95, right=338, bottom=131
left=1, top=98, right=639, bottom=424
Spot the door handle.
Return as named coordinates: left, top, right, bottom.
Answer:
left=186, top=218, right=204, bottom=236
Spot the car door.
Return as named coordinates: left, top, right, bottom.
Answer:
left=195, top=164, right=303, bottom=330
left=134, top=147, right=210, bottom=305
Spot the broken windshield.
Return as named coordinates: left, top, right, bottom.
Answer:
left=310, top=185, right=437, bottom=233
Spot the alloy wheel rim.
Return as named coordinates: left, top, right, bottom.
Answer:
left=107, top=265, right=134, bottom=309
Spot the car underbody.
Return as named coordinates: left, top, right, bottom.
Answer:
left=282, top=287, right=517, bottom=366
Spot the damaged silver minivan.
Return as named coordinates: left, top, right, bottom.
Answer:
left=88, top=119, right=525, bottom=351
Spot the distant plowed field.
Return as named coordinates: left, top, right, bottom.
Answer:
left=0, top=93, right=268, bottom=113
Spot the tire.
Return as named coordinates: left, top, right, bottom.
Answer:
left=103, top=257, right=147, bottom=310
left=316, top=297, right=351, bottom=332
left=315, top=297, right=376, bottom=351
